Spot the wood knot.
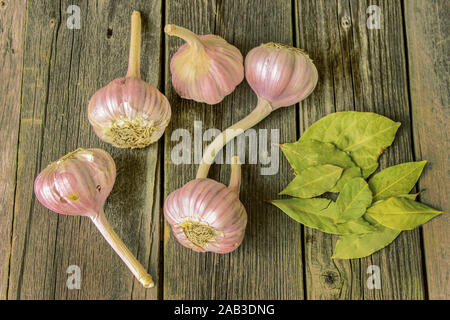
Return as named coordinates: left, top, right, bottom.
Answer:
left=321, top=271, right=339, bottom=287
left=107, top=27, right=113, bottom=39
left=0, top=1, right=6, bottom=8
left=341, top=16, right=351, bottom=29
left=305, top=235, right=314, bottom=244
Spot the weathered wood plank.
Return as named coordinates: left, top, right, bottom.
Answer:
left=164, top=0, right=303, bottom=299
left=405, top=0, right=449, bottom=300
left=8, top=0, right=162, bottom=299
left=0, top=0, right=26, bottom=299
left=295, top=0, right=424, bottom=299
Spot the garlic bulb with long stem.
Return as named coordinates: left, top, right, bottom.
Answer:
left=164, top=157, right=247, bottom=253
left=88, top=11, right=171, bottom=149
left=196, top=43, right=318, bottom=178
left=34, top=148, right=154, bottom=288
left=165, top=24, right=244, bottom=105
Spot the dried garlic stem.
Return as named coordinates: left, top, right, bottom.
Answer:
left=164, top=24, right=205, bottom=52
left=228, top=156, right=242, bottom=194
left=196, top=97, right=273, bottom=179
left=91, top=209, right=154, bottom=288
left=126, top=11, right=141, bottom=78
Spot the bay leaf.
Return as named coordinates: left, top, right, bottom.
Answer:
left=332, top=225, right=401, bottom=259
left=299, top=112, right=401, bottom=177
left=335, top=178, right=373, bottom=224
left=366, top=197, right=445, bottom=230
left=280, top=139, right=361, bottom=192
left=330, top=166, right=362, bottom=193
left=280, top=140, right=355, bottom=173
left=280, top=164, right=343, bottom=198
left=368, top=161, right=427, bottom=201
left=396, top=193, right=420, bottom=200
left=270, top=198, right=377, bottom=235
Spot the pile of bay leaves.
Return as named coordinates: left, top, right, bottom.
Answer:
left=270, top=111, right=445, bottom=259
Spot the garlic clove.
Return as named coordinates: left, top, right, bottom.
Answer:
left=165, top=24, right=244, bottom=105
left=245, top=42, right=319, bottom=109
left=88, top=11, right=171, bottom=149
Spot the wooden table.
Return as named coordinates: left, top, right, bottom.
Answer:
left=1, top=0, right=448, bottom=300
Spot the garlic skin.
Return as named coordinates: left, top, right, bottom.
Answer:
left=165, top=24, right=244, bottom=105
left=88, top=11, right=171, bottom=149
left=88, top=77, right=171, bottom=149
left=164, top=157, right=247, bottom=253
left=245, top=42, right=318, bottom=109
left=34, top=148, right=116, bottom=217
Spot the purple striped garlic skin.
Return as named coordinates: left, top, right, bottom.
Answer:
left=88, top=77, right=171, bottom=148
left=245, top=43, right=319, bottom=109
left=166, top=24, right=244, bottom=105
left=164, top=158, right=247, bottom=254
left=34, top=148, right=116, bottom=217
left=87, top=11, right=171, bottom=149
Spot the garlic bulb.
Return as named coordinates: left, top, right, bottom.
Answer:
left=34, top=148, right=154, bottom=288
left=196, top=43, right=319, bottom=178
left=245, top=42, right=318, bottom=109
left=165, top=24, right=244, bottom=105
left=164, top=157, right=247, bottom=253
left=88, top=11, right=171, bottom=148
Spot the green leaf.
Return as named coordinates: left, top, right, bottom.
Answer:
left=368, top=161, right=427, bottom=201
left=335, top=178, right=373, bottom=223
left=330, top=166, right=362, bottom=193
left=396, top=193, right=420, bottom=200
left=280, top=140, right=355, bottom=173
left=299, top=112, right=401, bottom=177
left=280, top=164, right=343, bottom=198
left=371, top=193, right=419, bottom=206
left=280, top=139, right=361, bottom=192
left=366, top=197, right=445, bottom=230
left=270, top=198, right=377, bottom=235
left=332, top=225, right=401, bottom=259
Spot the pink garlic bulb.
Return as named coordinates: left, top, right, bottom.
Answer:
left=165, top=24, right=244, bottom=105
left=88, top=11, right=171, bottom=149
left=164, top=157, right=247, bottom=253
left=196, top=43, right=318, bottom=178
left=34, top=148, right=154, bottom=288
left=245, top=42, right=318, bottom=109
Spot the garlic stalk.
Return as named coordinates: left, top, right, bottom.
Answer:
left=34, top=148, right=154, bottom=288
left=196, top=43, right=319, bottom=178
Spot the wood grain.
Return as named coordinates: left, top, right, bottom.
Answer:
left=405, top=0, right=449, bottom=300
left=0, top=0, right=26, bottom=299
left=295, top=0, right=424, bottom=299
left=7, top=0, right=162, bottom=299
left=1, top=0, right=448, bottom=300
left=163, top=0, right=303, bottom=299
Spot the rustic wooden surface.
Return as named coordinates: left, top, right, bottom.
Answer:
left=0, top=0, right=448, bottom=300
left=163, top=0, right=303, bottom=300
left=0, top=0, right=26, bottom=300
left=405, top=0, right=449, bottom=300
left=296, top=0, right=424, bottom=299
